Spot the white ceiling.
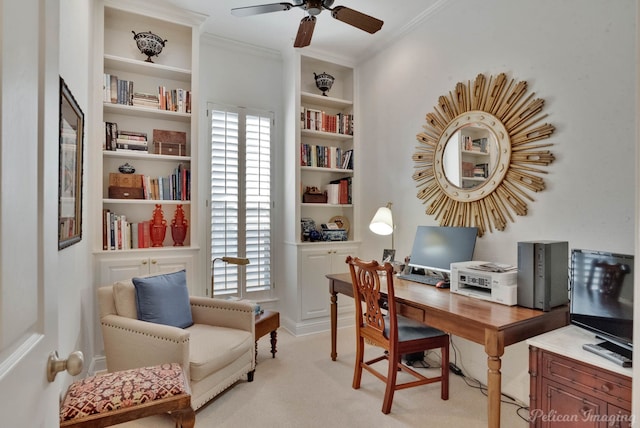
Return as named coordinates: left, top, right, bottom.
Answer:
left=160, top=0, right=444, bottom=61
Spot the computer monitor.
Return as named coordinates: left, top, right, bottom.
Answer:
left=570, top=249, right=633, bottom=358
left=407, top=226, right=478, bottom=277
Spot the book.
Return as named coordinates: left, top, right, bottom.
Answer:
left=105, top=122, right=118, bottom=151
left=118, top=130, right=147, bottom=139
left=110, top=75, right=118, bottom=103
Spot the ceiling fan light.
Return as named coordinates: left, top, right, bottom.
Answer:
left=305, top=0, right=324, bottom=16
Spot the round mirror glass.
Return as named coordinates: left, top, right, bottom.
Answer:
left=442, top=123, right=497, bottom=190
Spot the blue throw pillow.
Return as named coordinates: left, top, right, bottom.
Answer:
left=132, top=270, right=193, bottom=328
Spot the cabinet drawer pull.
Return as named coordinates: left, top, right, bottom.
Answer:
left=600, top=382, right=612, bottom=392
left=579, top=406, right=591, bottom=418
left=142, top=260, right=148, bottom=265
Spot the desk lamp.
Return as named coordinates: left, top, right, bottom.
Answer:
left=210, top=256, right=250, bottom=297
left=369, top=202, right=394, bottom=261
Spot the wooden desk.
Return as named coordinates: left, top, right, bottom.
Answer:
left=328, top=272, right=569, bottom=428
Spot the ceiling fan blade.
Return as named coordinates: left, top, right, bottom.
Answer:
left=331, top=6, right=383, bottom=34
left=294, top=16, right=316, bottom=48
left=231, top=2, right=297, bottom=17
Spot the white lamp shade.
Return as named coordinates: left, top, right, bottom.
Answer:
left=369, top=206, right=393, bottom=236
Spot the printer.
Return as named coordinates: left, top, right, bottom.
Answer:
left=450, top=261, right=518, bottom=306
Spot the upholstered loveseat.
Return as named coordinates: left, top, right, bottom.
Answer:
left=97, top=271, right=255, bottom=410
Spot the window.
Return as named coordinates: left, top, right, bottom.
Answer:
left=209, top=104, right=272, bottom=298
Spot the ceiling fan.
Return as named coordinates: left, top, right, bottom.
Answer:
left=231, top=0, right=384, bottom=48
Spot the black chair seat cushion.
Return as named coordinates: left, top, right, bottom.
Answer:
left=384, top=314, right=446, bottom=341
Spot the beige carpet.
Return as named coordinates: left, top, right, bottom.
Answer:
left=116, top=326, right=529, bottom=427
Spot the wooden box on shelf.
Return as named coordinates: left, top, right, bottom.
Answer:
left=153, top=129, right=187, bottom=156
left=303, top=187, right=327, bottom=203
left=108, top=186, right=144, bottom=200
left=155, top=142, right=187, bottom=156
left=109, top=173, right=143, bottom=188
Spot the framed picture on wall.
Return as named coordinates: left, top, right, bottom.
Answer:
left=58, top=77, right=84, bottom=250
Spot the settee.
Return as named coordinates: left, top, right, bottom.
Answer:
left=97, top=273, right=255, bottom=410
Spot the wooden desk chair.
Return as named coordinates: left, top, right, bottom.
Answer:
left=346, top=256, right=449, bottom=414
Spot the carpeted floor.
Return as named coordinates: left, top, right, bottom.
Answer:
left=116, top=326, right=529, bottom=427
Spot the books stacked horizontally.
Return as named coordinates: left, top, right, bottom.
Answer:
left=131, top=92, right=159, bottom=109
left=115, top=130, right=148, bottom=153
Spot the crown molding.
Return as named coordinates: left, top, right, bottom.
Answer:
left=104, top=0, right=208, bottom=27
left=201, top=33, right=282, bottom=60
left=359, top=0, right=454, bottom=62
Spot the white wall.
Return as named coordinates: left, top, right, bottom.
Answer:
left=356, top=0, right=636, bottom=403
left=58, top=0, right=95, bottom=382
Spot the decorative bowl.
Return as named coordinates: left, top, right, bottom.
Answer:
left=132, top=30, right=167, bottom=63
left=118, top=162, right=135, bottom=174
left=314, top=72, right=334, bottom=96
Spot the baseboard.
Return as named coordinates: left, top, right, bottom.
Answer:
left=280, top=313, right=354, bottom=336
left=89, top=355, right=107, bottom=376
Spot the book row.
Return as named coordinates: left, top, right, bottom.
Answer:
left=301, top=144, right=353, bottom=170
left=103, top=73, right=191, bottom=113
left=107, top=166, right=190, bottom=201
left=461, top=161, right=489, bottom=179
left=301, top=107, right=353, bottom=135
left=102, top=212, right=164, bottom=250
left=327, top=177, right=352, bottom=205
left=462, top=136, right=489, bottom=153
left=104, top=122, right=188, bottom=157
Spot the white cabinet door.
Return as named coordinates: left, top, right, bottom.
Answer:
left=99, top=254, right=194, bottom=293
left=100, top=258, right=149, bottom=285
left=300, top=245, right=357, bottom=320
left=150, top=255, right=195, bottom=294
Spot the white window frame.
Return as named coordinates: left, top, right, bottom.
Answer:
left=207, top=102, right=274, bottom=300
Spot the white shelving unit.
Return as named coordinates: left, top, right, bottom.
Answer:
left=282, top=52, right=360, bottom=335
left=92, top=0, right=205, bottom=295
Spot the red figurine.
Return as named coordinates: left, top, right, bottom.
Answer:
left=149, top=204, right=167, bottom=247
left=171, top=204, right=188, bottom=246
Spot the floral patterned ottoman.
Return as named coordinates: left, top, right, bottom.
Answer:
left=59, top=362, right=194, bottom=427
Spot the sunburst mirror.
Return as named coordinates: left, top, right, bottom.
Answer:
left=413, top=73, right=555, bottom=236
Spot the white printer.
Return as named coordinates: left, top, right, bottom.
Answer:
left=450, top=261, right=518, bottom=306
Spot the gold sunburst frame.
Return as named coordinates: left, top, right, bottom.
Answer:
left=413, top=73, right=555, bottom=236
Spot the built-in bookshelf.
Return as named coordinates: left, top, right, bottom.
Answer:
left=93, top=0, right=205, bottom=293
left=98, top=4, right=197, bottom=251
left=282, top=52, right=360, bottom=335
left=296, top=57, right=356, bottom=243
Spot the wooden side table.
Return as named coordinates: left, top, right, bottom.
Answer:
left=255, top=310, right=280, bottom=359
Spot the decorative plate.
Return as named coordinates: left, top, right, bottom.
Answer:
left=329, top=215, right=349, bottom=233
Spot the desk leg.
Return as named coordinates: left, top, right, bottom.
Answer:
left=330, top=286, right=338, bottom=361
left=485, top=330, right=505, bottom=428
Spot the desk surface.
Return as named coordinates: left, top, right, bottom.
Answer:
left=328, top=272, right=569, bottom=347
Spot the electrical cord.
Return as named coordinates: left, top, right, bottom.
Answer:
left=448, top=336, right=531, bottom=423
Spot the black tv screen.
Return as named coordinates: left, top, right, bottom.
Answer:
left=569, top=249, right=633, bottom=354
left=407, top=226, right=477, bottom=275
